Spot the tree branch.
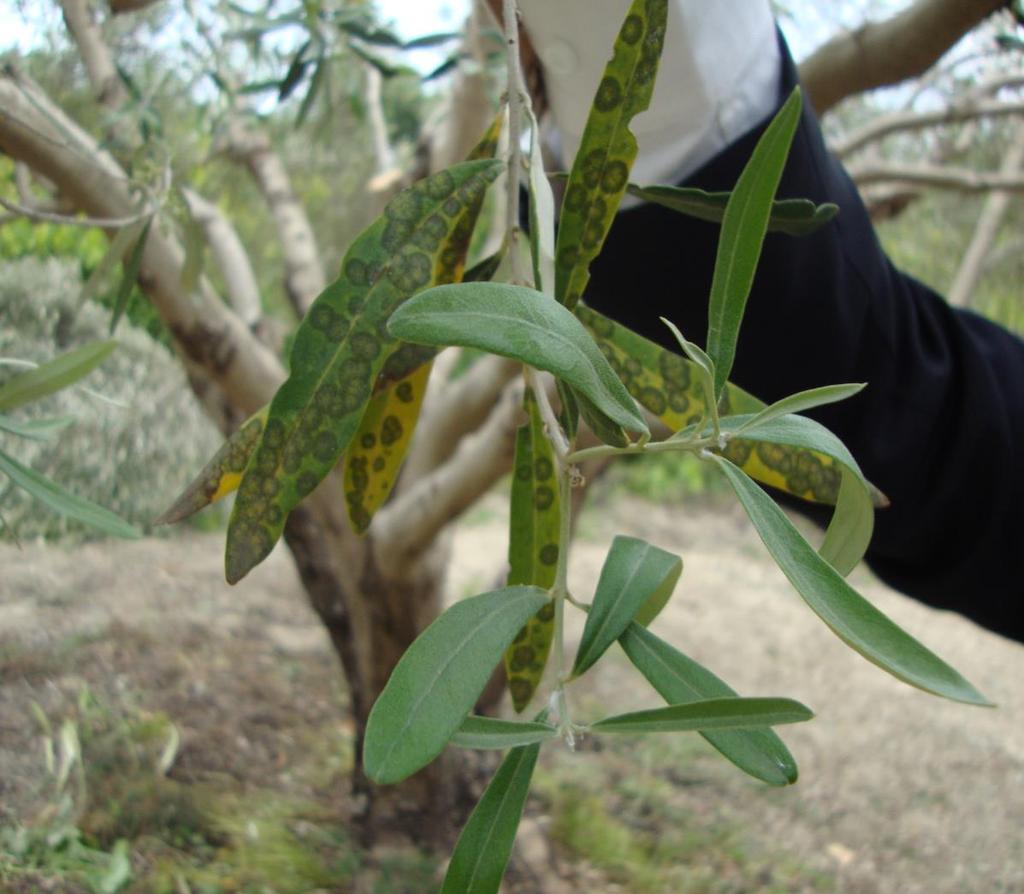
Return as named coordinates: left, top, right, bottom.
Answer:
left=947, top=118, right=1024, bottom=306
left=0, top=69, right=283, bottom=415
left=832, top=98, right=1024, bottom=159
left=221, top=120, right=326, bottom=317
left=374, top=379, right=524, bottom=567
left=848, top=162, right=1024, bottom=192
left=180, top=187, right=262, bottom=328
left=799, top=0, right=1008, bottom=115
left=59, top=0, right=128, bottom=110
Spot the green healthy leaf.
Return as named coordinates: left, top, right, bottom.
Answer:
left=440, top=741, right=540, bottom=894
left=719, top=413, right=874, bottom=576
left=706, top=88, right=802, bottom=399
left=660, top=317, right=718, bottom=430
left=0, top=341, right=118, bottom=412
left=109, top=218, right=151, bottom=336
left=591, top=697, right=813, bottom=735
left=387, top=282, right=648, bottom=436
left=625, top=183, right=838, bottom=236
left=632, top=556, right=683, bottom=627
left=554, top=0, right=668, bottom=309
left=573, top=388, right=629, bottom=448
left=577, top=305, right=887, bottom=512
left=573, top=535, right=681, bottom=677
left=81, top=221, right=145, bottom=303
left=363, top=586, right=550, bottom=784
left=226, top=159, right=502, bottom=583
left=0, top=413, right=75, bottom=441
left=706, top=453, right=990, bottom=706
left=450, top=715, right=557, bottom=750
left=504, top=390, right=560, bottom=711
left=734, top=383, right=865, bottom=435
left=619, top=623, right=797, bottom=785
left=0, top=447, right=140, bottom=539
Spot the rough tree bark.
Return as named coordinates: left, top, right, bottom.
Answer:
left=800, top=0, right=1008, bottom=115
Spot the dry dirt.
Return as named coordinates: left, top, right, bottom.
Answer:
left=1, top=494, right=1022, bottom=893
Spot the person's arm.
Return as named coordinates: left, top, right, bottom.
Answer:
left=516, top=1, right=1024, bottom=642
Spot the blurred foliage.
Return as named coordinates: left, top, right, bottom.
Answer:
left=0, top=258, right=220, bottom=541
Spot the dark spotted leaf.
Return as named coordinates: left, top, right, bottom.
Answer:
left=504, top=390, right=560, bottom=711
left=619, top=623, right=797, bottom=785
left=626, top=183, right=837, bottom=236
left=387, top=282, right=648, bottom=436
left=554, top=0, right=668, bottom=310
left=343, top=363, right=430, bottom=533
left=576, top=304, right=870, bottom=508
left=440, top=740, right=540, bottom=894
left=590, top=698, right=813, bottom=735
left=154, top=408, right=267, bottom=525
left=572, top=536, right=681, bottom=677
left=363, top=585, right=550, bottom=785
left=706, top=88, right=802, bottom=399
left=225, top=159, right=502, bottom=582
left=450, top=715, right=557, bottom=750
left=706, top=453, right=990, bottom=706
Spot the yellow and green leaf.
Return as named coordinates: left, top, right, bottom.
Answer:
left=225, top=158, right=503, bottom=583
left=154, top=407, right=267, bottom=525
left=344, top=362, right=431, bottom=533
left=554, top=0, right=667, bottom=310
left=504, top=389, right=559, bottom=712
left=575, top=304, right=879, bottom=509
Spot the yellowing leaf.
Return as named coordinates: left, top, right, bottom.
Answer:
left=344, top=362, right=431, bottom=533
left=504, top=389, right=559, bottom=712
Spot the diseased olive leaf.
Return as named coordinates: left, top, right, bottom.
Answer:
left=619, top=623, right=797, bottom=786
left=625, top=183, right=838, bottom=236
left=706, top=453, right=991, bottom=706
left=554, top=0, right=668, bottom=310
left=590, top=697, right=813, bottom=735
left=363, top=585, right=550, bottom=785
left=225, top=159, right=502, bottom=583
left=504, top=390, right=560, bottom=712
left=572, top=535, right=682, bottom=678
left=706, top=88, right=802, bottom=399
left=440, top=740, right=540, bottom=894
left=387, top=283, right=648, bottom=436
left=576, top=304, right=888, bottom=513
left=154, top=408, right=267, bottom=526
left=344, top=362, right=431, bottom=533
left=450, top=715, right=557, bottom=750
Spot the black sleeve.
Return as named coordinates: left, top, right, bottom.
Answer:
left=581, top=32, right=1024, bottom=643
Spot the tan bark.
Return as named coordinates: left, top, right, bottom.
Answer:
left=222, top=121, right=327, bottom=316
left=180, top=188, right=263, bottom=328
left=947, top=119, right=1024, bottom=307
left=58, top=0, right=128, bottom=109
left=800, top=0, right=1007, bottom=115
left=849, top=162, right=1024, bottom=192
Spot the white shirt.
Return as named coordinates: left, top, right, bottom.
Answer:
left=517, top=0, right=781, bottom=185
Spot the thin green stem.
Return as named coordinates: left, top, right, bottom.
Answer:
left=566, top=433, right=723, bottom=465
left=502, top=0, right=527, bottom=286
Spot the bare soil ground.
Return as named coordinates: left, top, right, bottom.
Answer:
left=1, top=495, right=1022, bottom=893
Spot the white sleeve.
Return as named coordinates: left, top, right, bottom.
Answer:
left=516, top=0, right=781, bottom=185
